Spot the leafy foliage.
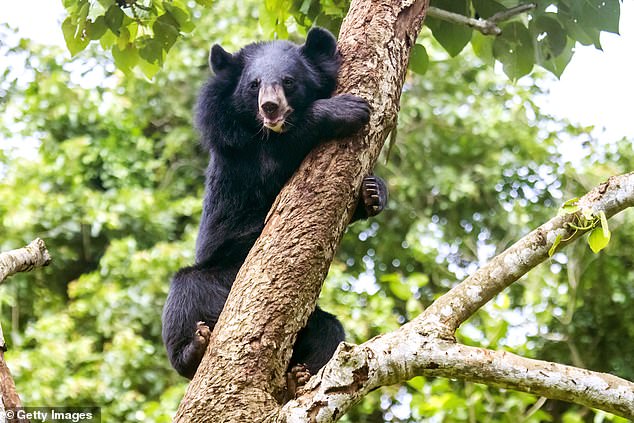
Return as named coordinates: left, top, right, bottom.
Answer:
left=61, top=0, right=197, bottom=78
left=550, top=200, right=612, bottom=255
left=1, top=1, right=632, bottom=422
left=60, top=0, right=621, bottom=80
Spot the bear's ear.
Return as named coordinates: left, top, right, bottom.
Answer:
left=209, top=44, right=234, bottom=73
left=301, top=27, right=338, bottom=61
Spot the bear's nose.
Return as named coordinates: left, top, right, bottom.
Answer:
left=261, top=101, right=279, bottom=116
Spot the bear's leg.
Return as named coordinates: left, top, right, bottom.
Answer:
left=162, top=265, right=233, bottom=379
left=351, top=175, right=388, bottom=222
left=290, top=306, right=345, bottom=375
left=174, top=321, right=212, bottom=379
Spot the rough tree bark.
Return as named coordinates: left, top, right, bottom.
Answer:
left=174, top=0, right=430, bottom=421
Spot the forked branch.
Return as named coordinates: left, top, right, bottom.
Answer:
left=280, top=173, right=634, bottom=422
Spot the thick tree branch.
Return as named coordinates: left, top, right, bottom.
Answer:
left=0, top=238, right=51, bottom=284
left=282, top=338, right=634, bottom=421
left=280, top=173, right=634, bottom=421
left=174, top=0, right=430, bottom=421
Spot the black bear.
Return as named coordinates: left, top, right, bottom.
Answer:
left=162, top=27, right=388, bottom=380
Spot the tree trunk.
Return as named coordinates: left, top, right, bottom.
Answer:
left=174, top=0, right=429, bottom=421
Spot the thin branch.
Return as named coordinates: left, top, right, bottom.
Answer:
left=489, top=3, right=537, bottom=23
left=427, top=7, right=501, bottom=36
left=423, top=172, right=634, bottom=336
left=0, top=238, right=51, bottom=283
left=281, top=173, right=634, bottom=422
left=427, top=3, right=536, bottom=36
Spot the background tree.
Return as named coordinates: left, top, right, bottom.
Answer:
left=0, top=0, right=631, bottom=421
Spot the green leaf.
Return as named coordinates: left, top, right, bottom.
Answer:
left=105, top=4, right=125, bottom=36
left=138, top=37, right=165, bottom=65
left=562, top=198, right=579, bottom=207
left=559, top=197, right=579, bottom=215
left=97, top=0, right=115, bottom=7
left=548, top=234, right=562, bottom=257
left=471, top=31, right=494, bottom=66
left=530, top=14, right=567, bottom=59
left=99, top=29, right=117, bottom=49
left=195, top=0, right=213, bottom=6
left=138, top=58, right=161, bottom=79
left=599, top=210, right=610, bottom=238
left=581, top=0, right=620, bottom=35
left=112, top=44, right=138, bottom=73
left=426, top=0, right=472, bottom=57
left=409, top=44, right=429, bottom=75
left=493, top=22, right=534, bottom=80
left=153, top=13, right=181, bottom=52
left=559, top=13, right=601, bottom=48
left=472, top=0, right=506, bottom=19
left=407, top=376, right=426, bottom=391
left=164, top=3, right=195, bottom=33
left=558, top=0, right=618, bottom=47
left=539, top=36, right=574, bottom=79
left=588, top=226, right=611, bottom=253
left=116, top=26, right=132, bottom=50
left=76, top=1, right=91, bottom=32
left=62, top=16, right=90, bottom=56
left=85, top=16, right=108, bottom=40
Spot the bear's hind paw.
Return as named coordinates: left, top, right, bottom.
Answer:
left=194, top=321, right=212, bottom=348
left=361, top=175, right=388, bottom=217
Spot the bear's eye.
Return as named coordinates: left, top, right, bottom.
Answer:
left=249, top=79, right=260, bottom=90
left=282, top=77, right=295, bottom=88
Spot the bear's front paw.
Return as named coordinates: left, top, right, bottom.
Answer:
left=329, top=94, right=370, bottom=131
left=361, top=175, right=388, bottom=217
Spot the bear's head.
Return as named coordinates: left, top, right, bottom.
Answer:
left=209, top=28, right=340, bottom=134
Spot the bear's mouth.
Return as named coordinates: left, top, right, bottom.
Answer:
left=261, top=109, right=292, bottom=133
left=262, top=117, right=285, bottom=133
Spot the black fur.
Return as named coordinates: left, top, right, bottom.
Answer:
left=162, top=28, right=387, bottom=379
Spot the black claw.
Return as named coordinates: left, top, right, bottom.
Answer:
left=352, top=175, right=388, bottom=221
